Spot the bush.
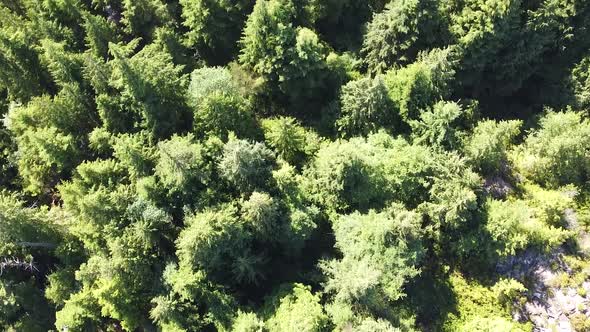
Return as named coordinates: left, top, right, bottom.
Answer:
left=463, top=119, right=521, bottom=174
left=512, top=111, right=590, bottom=187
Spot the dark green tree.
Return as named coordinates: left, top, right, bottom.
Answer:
left=98, top=40, right=191, bottom=139
left=6, top=83, right=94, bottom=194
left=193, top=91, right=259, bottom=140
left=82, top=12, right=119, bottom=59
left=570, top=56, right=590, bottom=110
left=309, top=0, right=387, bottom=51
left=264, top=283, right=329, bottom=331
left=120, top=0, right=172, bottom=40
left=362, top=0, right=446, bottom=74
left=180, top=0, right=254, bottom=65
left=154, top=134, right=212, bottom=206
left=301, top=135, right=387, bottom=215
left=0, top=6, right=51, bottom=101
left=0, top=192, right=67, bottom=331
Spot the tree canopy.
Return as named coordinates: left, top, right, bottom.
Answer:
left=1, top=0, right=590, bottom=331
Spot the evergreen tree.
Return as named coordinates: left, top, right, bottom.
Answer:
left=362, top=0, right=446, bottom=74
left=384, top=47, right=456, bottom=122
left=99, top=41, right=191, bottom=139
left=0, top=0, right=589, bottom=330
left=239, top=0, right=332, bottom=113
left=218, top=137, right=276, bottom=193
left=336, top=75, right=397, bottom=137
left=321, top=204, right=423, bottom=329
left=180, top=0, right=254, bottom=65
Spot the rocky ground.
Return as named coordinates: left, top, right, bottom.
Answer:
left=497, top=208, right=590, bottom=331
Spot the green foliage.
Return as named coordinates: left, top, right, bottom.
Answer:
left=262, top=116, right=321, bottom=166
left=112, top=131, right=157, bottom=179
left=301, top=136, right=387, bottom=214
left=571, top=56, right=590, bottom=110
left=194, top=90, right=258, bottom=140
left=443, top=273, right=531, bottom=332
left=375, top=135, right=440, bottom=209
left=188, top=66, right=239, bottom=109
left=309, top=0, right=385, bottom=51
left=523, top=183, right=575, bottom=226
left=0, top=7, right=49, bottom=101
left=83, top=12, right=118, bottom=59
left=40, top=38, right=85, bottom=87
left=446, top=0, right=522, bottom=90
left=1, top=279, right=55, bottom=332
left=512, top=111, right=590, bottom=187
left=264, top=283, right=328, bottom=332
left=239, top=0, right=298, bottom=80
left=362, top=0, right=445, bottom=74
left=355, top=318, right=401, bottom=332
left=120, top=0, right=172, bottom=39
left=58, top=170, right=130, bottom=251
left=463, top=119, right=521, bottom=174
left=150, top=264, right=236, bottom=331
left=188, top=67, right=259, bottom=139
left=271, top=163, right=320, bottom=254
left=233, top=311, right=265, bottom=332
left=13, top=126, right=79, bottom=194
left=281, top=204, right=319, bottom=255
left=286, top=27, right=330, bottom=101
left=180, top=0, right=253, bottom=64
left=242, top=191, right=280, bottom=241
left=336, top=75, right=397, bottom=137
left=570, top=313, right=590, bottom=332
left=218, top=137, right=276, bottom=192
left=446, top=0, right=581, bottom=98
left=302, top=131, right=479, bottom=224
left=485, top=198, right=571, bottom=256
left=0, top=192, right=64, bottom=331
left=0, top=191, right=60, bottom=257
left=417, top=152, right=480, bottom=246
left=492, top=278, right=527, bottom=308
left=6, top=83, right=93, bottom=138
left=239, top=0, right=332, bottom=111
left=55, top=195, right=173, bottom=331
left=155, top=134, right=210, bottom=196
left=100, top=41, right=190, bottom=138
left=55, top=287, right=101, bottom=331
left=2, top=0, right=590, bottom=331
left=45, top=268, right=77, bottom=307
left=321, top=204, right=423, bottom=328
left=0, top=115, right=16, bottom=190
left=177, top=204, right=253, bottom=283
left=410, top=101, right=471, bottom=150
left=384, top=48, right=456, bottom=122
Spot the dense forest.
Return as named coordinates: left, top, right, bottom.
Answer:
left=1, top=0, right=590, bottom=331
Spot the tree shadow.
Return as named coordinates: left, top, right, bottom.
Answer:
left=405, top=265, right=457, bottom=332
